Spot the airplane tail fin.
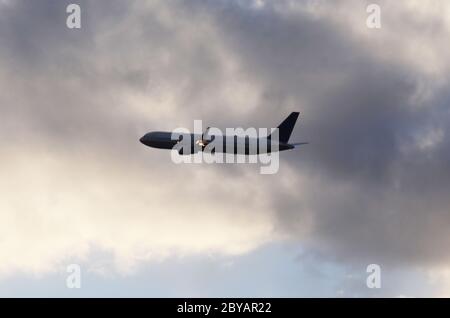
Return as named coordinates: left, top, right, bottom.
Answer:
left=270, top=112, right=300, bottom=143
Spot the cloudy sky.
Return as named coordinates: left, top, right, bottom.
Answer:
left=1, top=0, right=450, bottom=297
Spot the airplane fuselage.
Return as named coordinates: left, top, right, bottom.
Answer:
left=139, top=131, right=294, bottom=155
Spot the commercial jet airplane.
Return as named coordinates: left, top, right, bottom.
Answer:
left=139, top=112, right=308, bottom=155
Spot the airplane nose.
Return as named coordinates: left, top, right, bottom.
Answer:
left=139, top=135, right=147, bottom=145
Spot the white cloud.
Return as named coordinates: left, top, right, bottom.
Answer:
left=0, top=144, right=284, bottom=276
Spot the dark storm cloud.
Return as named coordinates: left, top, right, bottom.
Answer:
left=0, top=0, right=256, bottom=151
left=198, top=0, right=450, bottom=266
left=0, top=0, right=134, bottom=149
left=1, top=0, right=450, bottom=276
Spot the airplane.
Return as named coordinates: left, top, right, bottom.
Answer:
left=139, top=112, right=308, bottom=155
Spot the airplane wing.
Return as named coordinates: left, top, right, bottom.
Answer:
left=291, top=142, right=309, bottom=147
